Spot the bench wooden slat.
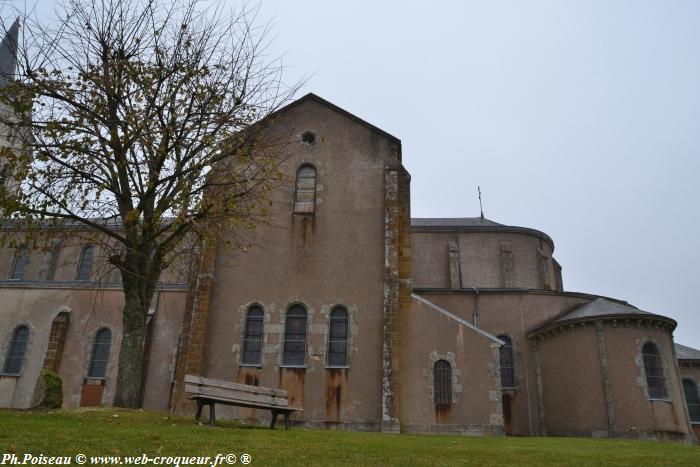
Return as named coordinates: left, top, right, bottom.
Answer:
left=184, top=374, right=301, bottom=430
left=185, top=384, right=289, bottom=408
left=185, top=375, right=287, bottom=397
left=188, top=394, right=298, bottom=412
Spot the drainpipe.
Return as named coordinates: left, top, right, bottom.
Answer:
left=472, top=287, right=479, bottom=326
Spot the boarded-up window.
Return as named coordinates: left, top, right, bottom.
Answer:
left=294, top=165, right=316, bottom=214
left=328, top=306, right=349, bottom=367
left=9, top=246, right=29, bottom=280
left=3, top=325, right=29, bottom=374
left=76, top=245, right=94, bottom=281
left=241, top=305, right=264, bottom=365
left=88, top=328, right=112, bottom=378
left=434, top=359, right=452, bottom=408
left=499, top=335, right=516, bottom=388
left=282, top=305, right=307, bottom=366
left=642, top=342, right=667, bottom=399
left=682, top=379, right=700, bottom=423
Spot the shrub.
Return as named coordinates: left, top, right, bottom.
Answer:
left=31, top=369, right=63, bottom=409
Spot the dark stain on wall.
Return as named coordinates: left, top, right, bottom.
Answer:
left=236, top=367, right=260, bottom=387
left=279, top=368, right=305, bottom=410
left=503, top=393, right=513, bottom=435
left=325, top=368, right=347, bottom=422
left=435, top=403, right=451, bottom=424
left=236, top=367, right=262, bottom=420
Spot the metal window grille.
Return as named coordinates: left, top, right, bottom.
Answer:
left=3, top=325, right=29, bottom=374
left=76, top=245, right=94, bottom=281
left=294, top=165, right=316, bottom=214
left=241, top=306, right=264, bottom=365
left=9, top=246, right=29, bottom=280
left=283, top=305, right=307, bottom=366
left=433, top=359, right=452, bottom=407
left=328, top=307, right=348, bottom=367
left=682, top=379, right=700, bottom=423
left=642, top=343, right=667, bottom=399
left=88, top=329, right=112, bottom=378
left=499, top=335, right=516, bottom=388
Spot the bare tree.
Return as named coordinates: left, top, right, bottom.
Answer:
left=0, top=0, right=299, bottom=407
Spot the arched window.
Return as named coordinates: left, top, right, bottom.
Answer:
left=434, top=359, right=452, bottom=408
left=3, top=325, right=29, bottom=374
left=328, top=306, right=349, bottom=367
left=498, top=335, right=516, bottom=389
left=76, top=245, right=94, bottom=281
left=88, top=328, right=112, bottom=378
left=642, top=342, right=667, bottom=399
left=682, top=379, right=700, bottom=423
left=241, top=305, right=264, bottom=365
left=282, top=304, right=307, bottom=366
left=294, top=164, right=316, bottom=214
left=9, top=245, right=29, bottom=280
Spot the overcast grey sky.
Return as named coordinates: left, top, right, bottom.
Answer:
left=6, top=1, right=699, bottom=348
left=254, top=0, right=699, bottom=348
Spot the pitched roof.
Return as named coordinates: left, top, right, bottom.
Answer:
left=270, top=92, right=401, bottom=144
left=0, top=18, right=19, bottom=80
left=411, top=293, right=504, bottom=345
left=675, top=343, right=700, bottom=361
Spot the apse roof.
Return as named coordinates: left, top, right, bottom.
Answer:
left=675, top=343, right=700, bottom=361
left=411, top=217, right=554, bottom=249
left=552, top=298, right=650, bottom=322
left=411, top=217, right=503, bottom=227
left=529, top=297, right=677, bottom=336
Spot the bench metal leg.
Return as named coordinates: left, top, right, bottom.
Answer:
left=208, top=402, right=216, bottom=427
left=195, top=400, right=203, bottom=422
left=270, top=409, right=279, bottom=429
left=284, top=412, right=290, bottom=430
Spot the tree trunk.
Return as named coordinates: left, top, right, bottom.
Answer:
left=113, top=284, right=149, bottom=408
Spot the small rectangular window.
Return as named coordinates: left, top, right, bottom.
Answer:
left=9, top=246, right=29, bottom=280
left=76, top=245, right=94, bottom=281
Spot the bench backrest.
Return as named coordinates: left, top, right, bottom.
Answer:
left=185, top=374, right=290, bottom=408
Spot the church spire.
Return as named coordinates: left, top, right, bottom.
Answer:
left=0, top=18, right=19, bottom=81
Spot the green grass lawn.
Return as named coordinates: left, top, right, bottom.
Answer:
left=0, top=408, right=697, bottom=466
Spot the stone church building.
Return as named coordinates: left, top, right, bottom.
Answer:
left=0, top=26, right=698, bottom=442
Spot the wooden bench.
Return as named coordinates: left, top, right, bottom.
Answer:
left=185, top=375, right=302, bottom=429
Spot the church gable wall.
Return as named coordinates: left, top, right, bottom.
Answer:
left=197, top=98, right=401, bottom=428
